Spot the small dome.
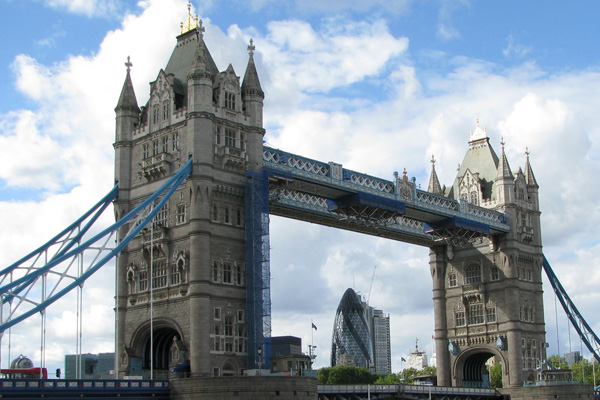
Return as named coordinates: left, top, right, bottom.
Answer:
left=11, top=355, right=33, bottom=369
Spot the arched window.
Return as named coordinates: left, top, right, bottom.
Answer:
left=465, top=263, right=482, bottom=284
left=470, top=191, right=478, bottom=205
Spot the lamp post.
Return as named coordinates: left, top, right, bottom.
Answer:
left=258, top=346, right=262, bottom=376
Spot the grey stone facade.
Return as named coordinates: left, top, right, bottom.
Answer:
left=429, top=122, right=545, bottom=388
left=114, top=15, right=264, bottom=378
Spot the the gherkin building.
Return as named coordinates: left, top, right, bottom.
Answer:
left=331, top=288, right=374, bottom=369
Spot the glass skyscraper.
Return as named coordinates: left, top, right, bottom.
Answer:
left=332, top=288, right=392, bottom=372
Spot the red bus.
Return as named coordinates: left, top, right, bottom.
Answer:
left=0, top=367, right=48, bottom=379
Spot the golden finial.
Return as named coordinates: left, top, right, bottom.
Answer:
left=180, top=1, right=199, bottom=34
left=431, top=154, right=436, bottom=167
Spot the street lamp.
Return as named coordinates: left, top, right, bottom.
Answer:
left=258, top=346, right=262, bottom=376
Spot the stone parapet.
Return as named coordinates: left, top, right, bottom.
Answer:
left=499, top=384, right=593, bottom=400
left=170, top=376, right=317, bottom=400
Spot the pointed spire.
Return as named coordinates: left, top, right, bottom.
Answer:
left=242, top=38, right=264, bottom=98
left=524, top=147, right=539, bottom=187
left=188, top=30, right=214, bottom=80
left=428, top=155, right=443, bottom=195
left=496, top=137, right=514, bottom=180
left=115, top=56, right=139, bottom=112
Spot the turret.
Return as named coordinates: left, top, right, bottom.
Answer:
left=428, top=155, right=443, bottom=196
left=241, top=39, right=264, bottom=128
left=187, top=22, right=215, bottom=113
left=114, top=56, right=139, bottom=192
left=114, top=56, right=139, bottom=143
left=495, top=139, right=515, bottom=206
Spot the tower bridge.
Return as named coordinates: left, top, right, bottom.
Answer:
left=1, top=4, right=598, bottom=400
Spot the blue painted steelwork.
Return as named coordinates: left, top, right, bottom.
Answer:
left=245, top=170, right=272, bottom=369
left=0, top=186, right=118, bottom=304
left=263, top=147, right=509, bottom=237
left=0, top=158, right=193, bottom=334
left=543, top=256, right=600, bottom=363
left=318, top=384, right=501, bottom=399
left=0, top=378, right=169, bottom=399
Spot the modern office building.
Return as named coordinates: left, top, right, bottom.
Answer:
left=331, top=288, right=391, bottom=374
left=372, top=309, right=392, bottom=374
left=65, top=353, right=115, bottom=379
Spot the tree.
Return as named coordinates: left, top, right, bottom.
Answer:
left=489, top=362, right=502, bottom=388
left=571, top=359, right=600, bottom=385
left=317, top=365, right=377, bottom=384
left=546, top=355, right=568, bottom=369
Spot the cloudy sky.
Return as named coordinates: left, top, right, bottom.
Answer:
left=1, top=0, right=600, bottom=376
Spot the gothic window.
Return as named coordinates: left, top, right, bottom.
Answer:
left=163, top=101, right=169, bottom=120
left=152, top=260, right=167, bottom=288
left=212, top=261, right=220, bottom=282
left=486, top=307, right=497, bottom=322
left=214, top=324, right=220, bottom=335
left=224, top=206, right=230, bottom=224
left=139, top=271, right=148, bottom=291
left=225, top=341, right=233, bottom=353
left=224, top=316, right=234, bottom=336
left=213, top=338, right=220, bottom=352
left=236, top=208, right=243, bottom=226
left=468, top=304, right=484, bottom=324
left=460, top=192, right=468, bottom=201
left=448, top=273, right=457, bottom=287
left=176, top=204, right=186, bottom=225
left=215, top=126, right=221, bottom=145
left=237, top=310, right=245, bottom=323
left=171, top=131, right=180, bottom=151
left=170, top=264, right=180, bottom=285
left=152, top=139, right=159, bottom=156
left=225, top=129, right=236, bottom=147
left=153, top=105, right=159, bottom=124
left=235, top=263, right=244, bottom=285
left=153, top=206, right=168, bottom=229
left=212, top=203, right=219, bottom=221
left=490, top=267, right=499, bottom=281
left=455, top=311, right=465, bottom=326
left=143, top=143, right=150, bottom=159
left=225, top=92, right=236, bottom=110
left=214, top=307, right=221, bottom=320
left=239, top=133, right=245, bottom=150
left=237, top=338, right=245, bottom=353
left=470, top=191, right=478, bottom=205
left=521, top=212, right=527, bottom=227
left=161, top=135, right=168, bottom=153
left=465, top=263, right=482, bottom=284
left=223, top=262, right=232, bottom=284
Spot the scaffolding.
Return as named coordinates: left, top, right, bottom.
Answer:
left=245, top=170, right=272, bottom=369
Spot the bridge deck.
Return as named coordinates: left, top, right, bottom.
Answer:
left=0, top=378, right=169, bottom=399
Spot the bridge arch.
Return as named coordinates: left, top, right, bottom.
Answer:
left=453, top=346, right=506, bottom=388
left=129, top=318, right=186, bottom=378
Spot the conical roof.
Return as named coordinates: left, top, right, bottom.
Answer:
left=525, top=149, right=539, bottom=187
left=428, top=156, right=443, bottom=195
left=115, top=59, right=139, bottom=112
left=242, top=39, right=264, bottom=98
left=496, top=140, right=514, bottom=181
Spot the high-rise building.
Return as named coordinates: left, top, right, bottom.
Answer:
left=331, top=288, right=391, bottom=374
left=372, top=309, right=391, bottom=374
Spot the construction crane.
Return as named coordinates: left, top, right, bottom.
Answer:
left=367, top=265, right=377, bottom=305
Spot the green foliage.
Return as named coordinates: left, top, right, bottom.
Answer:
left=546, top=355, right=568, bottom=369
left=571, top=359, right=600, bottom=385
left=374, top=373, right=402, bottom=384
left=488, top=362, right=503, bottom=388
left=317, top=365, right=377, bottom=384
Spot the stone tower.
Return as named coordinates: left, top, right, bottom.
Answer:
left=430, top=120, right=544, bottom=388
left=113, top=9, right=265, bottom=378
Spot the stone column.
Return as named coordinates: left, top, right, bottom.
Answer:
left=430, top=245, right=451, bottom=386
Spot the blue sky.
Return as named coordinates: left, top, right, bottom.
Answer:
left=1, top=0, right=600, bottom=377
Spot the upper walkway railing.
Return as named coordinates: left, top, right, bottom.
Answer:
left=318, top=383, right=500, bottom=397
left=263, top=147, right=509, bottom=232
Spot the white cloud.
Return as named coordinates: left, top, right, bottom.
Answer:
left=503, top=34, right=532, bottom=59
left=44, top=0, right=123, bottom=18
